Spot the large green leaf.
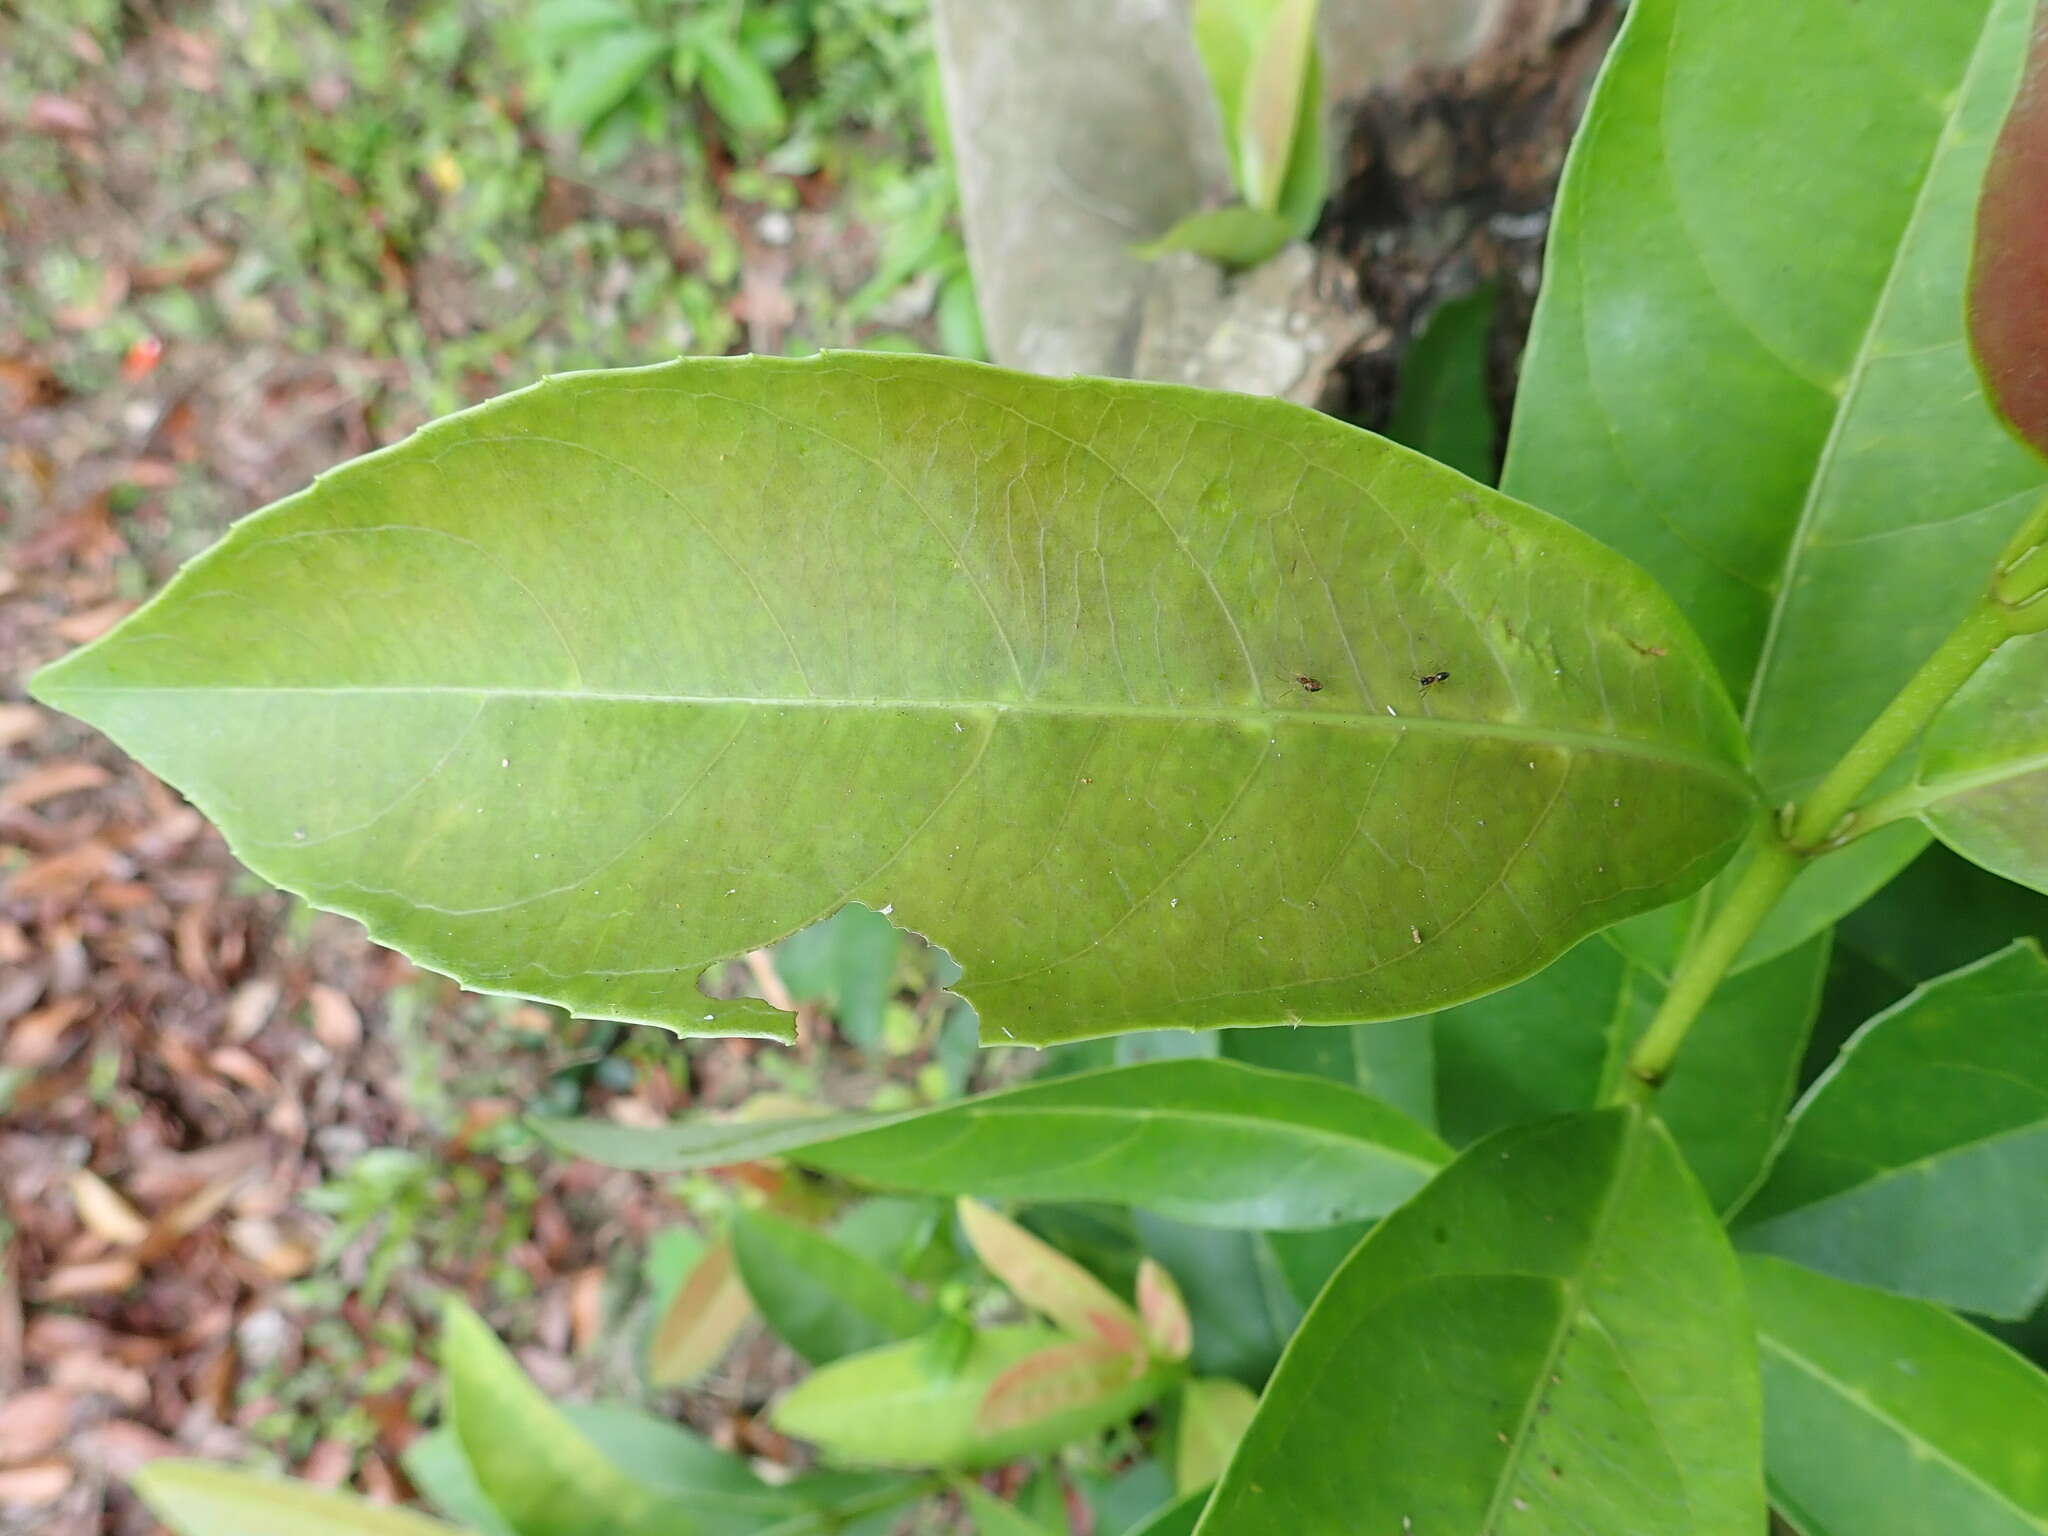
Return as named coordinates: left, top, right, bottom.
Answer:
left=537, top=1059, right=1448, bottom=1229
left=1746, top=1255, right=2048, bottom=1535
left=1506, top=0, right=2045, bottom=940
left=1434, top=930, right=1828, bottom=1212
left=1193, top=1110, right=1763, bottom=1535
left=133, top=1463, right=466, bottom=1536
left=31, top=352, right=1750, bottom=1045
left=1908, top=631, right=2048, bottom=893
left=731, top=1208, right=933, bottom=1365
left=1734, top=941, right=2048, bottom=1319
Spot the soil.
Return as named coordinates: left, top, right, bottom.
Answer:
left=1319, top=0, right=1619, bottom=461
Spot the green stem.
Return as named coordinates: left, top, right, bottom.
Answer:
left=1785, top=600, right=2011, bottom=851
left=1612, top=839, right=1799, bottom=1103
left=1611, top=587, right=2026, bottom=1106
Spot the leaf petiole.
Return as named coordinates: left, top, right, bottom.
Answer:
left=1614, top=578, right=2033, bottom=1104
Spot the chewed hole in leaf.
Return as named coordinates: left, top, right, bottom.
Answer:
left=696, top=903, right=974, bottom=1055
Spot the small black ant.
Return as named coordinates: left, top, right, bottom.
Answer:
left=1416, top=670, right=1450, bottom=690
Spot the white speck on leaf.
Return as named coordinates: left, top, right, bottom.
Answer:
left=880, top=903, right=894, bottom=915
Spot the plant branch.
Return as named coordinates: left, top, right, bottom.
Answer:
left=1784, top=600, right=2014, bottom=853
left=1611, top=556, right=2043, bottom=1105
left=1610, top=839, right=1799, bottom=1103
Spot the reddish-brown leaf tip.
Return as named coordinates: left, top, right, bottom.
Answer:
left=1971, top=3, right=2048, bottom=459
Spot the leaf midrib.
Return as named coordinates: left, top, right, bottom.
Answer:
left=732, top=1101, right=1449, bottom=1172
left=1477, top=1115, right=1660, bottom=1532
left=54, top=682, right=1754, bottom=795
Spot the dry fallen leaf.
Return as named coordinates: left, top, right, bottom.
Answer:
left=0, top=1387, right=75, bottom=1464
left=52, top=600, right=136, bottom=643
left=0, top=705, right=46, bottom=750
left=648, top=1236, right=753, bottom=1388
left=205, top=1045, right=277, bottom=1096
left=79, top=1420, right=176, bottom=1480
left=6, top=844, right=128, bottom=902
left=47, top=1351, right=150, bottom=1409
left=3, top=998, right=90, bottom=1069
left=224, top=978, right=280, bottom=1042
left=306, top=984, right=361, bottom=1051
left=0, top=761, right=110, bottom=813
left=226, top=1217, right=314, bottom=1280
left=68, top=1169, right=150, bottom=1247
left=0, top=1458, right=73, bottom=1507
left=25, top=94, right=93, bottom=134
left=568, top=1266, right=606, bottom=1356
left=35, top=1256, right=139, bottom=1302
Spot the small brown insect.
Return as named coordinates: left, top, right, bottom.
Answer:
left=1416, top=670, right=1450, bottom=689
left=1293, top=674, right=1324, bottom=693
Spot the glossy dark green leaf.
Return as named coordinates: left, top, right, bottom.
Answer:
left=1809, top=841, right=2048, bottom=1084
left=1735, top=941, right=2048, bottom=1319
left=1908, top=631, right=2048, bottom=894
left=772, top=1324, right=1174, bottom=1469
left=1221, top=1017, right=1435, bottom=1127
left=731, top=1208, right=933, bottom=1365
left=1384, top=287, right=1498, bottom=485
left=1507, top=0, right=2046, bottom=940
left=133, top=1464, right=465, bottom=1536
left=32, top=352, right=1751, bottom=1045
left=1126, top=1492, right=1209, bottom=1536
left=537, top=1060, right=1448, bottom=1229
left=1970, top=0, right=2048, bottom=458
left=1434, top=931, right=1828, bottom=1212
left=1195, top=1110, right=1762, bottom=1535
left=1746, top=1255, right=2048, bottom=1534
left=440, top=1299, right=694, bottom=1536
